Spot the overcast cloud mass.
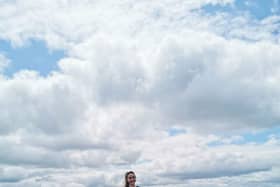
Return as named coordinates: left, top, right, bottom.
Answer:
left=1, top=0, right=280, bottom=186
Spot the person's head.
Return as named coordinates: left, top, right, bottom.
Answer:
left=124, top=171, right=136, bottom=187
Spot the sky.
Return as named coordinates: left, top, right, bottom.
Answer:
left=0, top=0, right=280, bottom=186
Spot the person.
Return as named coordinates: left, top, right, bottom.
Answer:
left=124, top=171, right=139, bottom=187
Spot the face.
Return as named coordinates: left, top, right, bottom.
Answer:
left=127, top=173, right=136, bottom=185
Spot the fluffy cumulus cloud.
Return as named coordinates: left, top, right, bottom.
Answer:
left=0, top=0, right=280, bottom=186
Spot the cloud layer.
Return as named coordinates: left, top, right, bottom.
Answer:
left=0, top=0, right=280, bottom=186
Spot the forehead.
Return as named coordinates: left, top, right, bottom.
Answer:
left=127, top=173, right=135, bottom=177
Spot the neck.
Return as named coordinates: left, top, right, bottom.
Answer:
left=129, top=184, right=135, bottom=187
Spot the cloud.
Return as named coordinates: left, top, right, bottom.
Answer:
left=0, top=71, right=89, bottom=134
left=62, top=31, right=280, bottom=133
left=134, top=134, right=280, bottom=183
left=0, top=167, right=28, bottom=183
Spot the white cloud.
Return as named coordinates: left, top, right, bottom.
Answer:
left=0, top=167, right=28, bottom=183
left=62, top=31, right=280, bottom=132
left=0, top=71, right=89, bottom=134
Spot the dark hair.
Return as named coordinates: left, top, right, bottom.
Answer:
left=124, top=171, right=135, bottom=187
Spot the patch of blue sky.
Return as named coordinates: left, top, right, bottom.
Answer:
left=168, top=127, right=187, bottom=136
left=201, top=0, right=280, bottom=20
left=0, top=39, right=65, bottom=77
left=208, top=127, right=280, bottom=146
left=241, top=126, right=280, bottom=143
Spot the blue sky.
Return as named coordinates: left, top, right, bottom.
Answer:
left=0, top=0, right=280, bottom=187
left=202, top=0, right=280, bottom=20
left=242, top=127, right=280, bottom=143
left=0, top=40, right=64, bottom=77
left=208, top=127, right=280, bottom=147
